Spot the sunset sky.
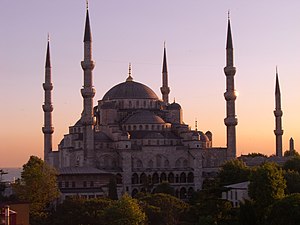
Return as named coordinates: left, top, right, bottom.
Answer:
left=1, top=1, right=300, bottom=167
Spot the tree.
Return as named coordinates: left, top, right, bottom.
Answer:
left=154, top=181, right=175, bottom=196
left=218, top=159, right=250, bottom=186
left=248, top=162, right=286, bottom=207
left=103, top=194, right=146, bottom=225
left=268, top=194, right=300, bottom=225
left=284, top=150, right=299, bottom=157
left=284, top=170, right=300, bottom=194
left=138, top=193, right=189, bottom=225
left=13, top=156, right=60, bottom=224
left=283, top=156, right=300, bottom=173
left=52, top=197, right=112, bottom=225
left=108, top=177, right=118, bottom=200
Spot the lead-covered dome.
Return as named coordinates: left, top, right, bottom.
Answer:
left=124, top=111, right=165, bottom=124
left=102, top=80, right=158, bottom=100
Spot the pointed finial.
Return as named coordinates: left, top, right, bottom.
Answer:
left=126, top=63, right=133, bottom=82
left=45, top=35, right=51, bottom=68
left=86, top=0, right=89, bottom=10
left=195, top=118, right=198, bottom=131
left=173, top=97, right=176, bottom=103
left=228, top=10, right=230, bottom=20
left=164, top=41, right=166, bottom=48
left=275, top=66, right=281, bottom=94
left=83, top=2, right=92, bottom=42
left=226, top=13, right=233, bottom=49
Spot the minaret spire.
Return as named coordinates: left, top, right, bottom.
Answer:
left=224, top=16, right=238, bottom=159
left=42, top=37, right=54, bottom=164
left=81, top=5, right=96, bottom=166
left=160, top=42, right=170, bottom=104
left=274, top=67, right=283, bottom=157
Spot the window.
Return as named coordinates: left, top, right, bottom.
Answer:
left=65, top=181, right=69, bottom=188
left=83, top=181, right=87, bottom=187
left=90, top=181, right=94, bottom=187
left=72, top=181, right=76, bottom=188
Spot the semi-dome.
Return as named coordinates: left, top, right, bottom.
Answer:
left=124, top=110, right=165, bottom=124
left=102, top=80, right=158, bottom=100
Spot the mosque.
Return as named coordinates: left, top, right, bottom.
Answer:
left=42, top=7, right=264, bottom=199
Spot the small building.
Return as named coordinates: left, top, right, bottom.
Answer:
left=221, top=181, right=250, bottom=207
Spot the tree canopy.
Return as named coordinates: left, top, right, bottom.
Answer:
left=13, top=156, right=60, bottom=224
left=268, top=194, right=300, bottom=225
left=218, top=159, right=250, bottom=186
left=249, top=162, right=286, bottom=207
left=104, top=194, right=146, bottom=225
left=283, top=156, right=300, bottom=173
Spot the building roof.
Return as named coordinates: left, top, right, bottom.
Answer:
left=124, top=110, right=165, bottom=124
left=58, top=167, right=110, bottom=175
left=224, top=181, right=250, bottom=190
left=102, top=80, right=158, bottom=100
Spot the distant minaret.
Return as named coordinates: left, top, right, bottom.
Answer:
left=81, top=4, right=96, bottom=166
left=274, top=68, right=283, bottom=157
left=289, top=138, right=294, bottom=152
left=224, top=15, right=238, bottom=159
left=160, top=42, right=170, bottom=104
left=42, top=37, right=54, bottom=164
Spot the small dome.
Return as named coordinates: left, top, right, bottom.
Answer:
left=199, top=131, right=209, bottom=142
left=124, top=111, right=165, bottom=124
left=167, top=102, right=181, bottom=110
left=102, top=80, right=158, bottom=100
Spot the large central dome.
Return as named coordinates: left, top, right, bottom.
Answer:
left=102, top=80, right=158, bottom=100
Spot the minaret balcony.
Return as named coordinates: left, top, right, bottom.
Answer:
left=81, top=87, right=96, bottom=98
left=273, top=110, right=283, bottom=117
left=160, top=86, right=170, bottom=94
left=224, top=117, right=238, bottom=126
left=42, top=126, right=54, bottom=134
left=224, top=91, right=237, bottom=101
left=42, top=104, right=53, bottom=112
left=224, top=66, right=236, bottom=76
left=43, top=83, right=53, bottom=91
left=274, top=129, right=283, bottom=135
left=81, top=61, right=95, bottom=70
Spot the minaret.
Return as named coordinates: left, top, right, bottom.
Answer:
left=42, top=37, right=54, bottom=164
left=81, top=4, right=96, bottom=166
left=289, top=138, right=294, bottom=152
left=224, top=16, right=238, bottom=159
left=160, top=42, right=170, bottom=104
left=274, top=68, right=283, bottom=157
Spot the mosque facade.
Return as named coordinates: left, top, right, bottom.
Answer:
left=42, top=8, right=238, bottom=199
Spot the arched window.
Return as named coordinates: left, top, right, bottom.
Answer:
left=148, top=160, right=153, bottom=168
left=128, top=125, right=131, bottom=130
left=156, top=155, right=162, bottom=168
left=152, top=173, right=159, bottom=184
left=140, top=173, right=147, bottom=184
left=139, top=125, right=143, bottom=130
left=183, top=159, right=188, bottom=168
left=168, top=173, right=175, bottom=183
left=136, top=101, right=139, bottom=107
left=145, top=125, right=149, bottom=130
left=160, top=173, right=167, bottom=182
left=164, top=160, right=169, bottom=168
left=180, top=172, right=186, bottom=183
left=180, top=187, right=187, bottom=199
left=133, top=125, right=137, bottom=130
left=143, top=100, right=146, bottom=108
left=175, top=159, right=181, bottom=168
left=187, top=172, right=194, bottom=183
left=136, top=159, right=143, bottom=168
left=129, top=101, right=132, bottom=108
